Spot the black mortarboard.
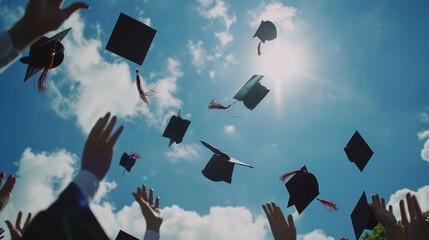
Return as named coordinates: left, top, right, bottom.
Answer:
left=162, top=110, right=191, bottom=147
left=199, top=139, right=253, bottom=184
left=119, top=152, right=141, bottom=175
left=350, top=192, right=378, bottom=240
left=344, top=131, right=374, bottom=172
left=20, top=28, right=71, bottom=81
left=285, top=166, right=319, bottom=214
left=115, top=230, right=139, bottom=240
left=253, top=20, right=277, bottom=43
left=233, top=75, right=269, bottom=111
left=106, top=12, right=157, bottom=65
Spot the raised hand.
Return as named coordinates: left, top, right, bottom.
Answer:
left=262, top=202, right=296, bottom=240
left=369, top=194, right=404, bottom=240
left=0, top=173, right=16, bottom=212
left=132, top=184, right=163, bottom=233
left=400, top=193, right=429, bottom=240
left=5, top=211, right=32, bottom=240
left=82, top=112, right=124, bottom=180
left=9, top=0, right=90, bottom=51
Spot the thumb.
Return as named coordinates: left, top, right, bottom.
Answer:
left=5, top=220, right=13, bottom=232
left=63, top=2, right=90, bottom=18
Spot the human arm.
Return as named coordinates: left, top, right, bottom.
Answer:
left=262, top=202, right=296, bottom=240
left=132, top=184, right=162, bottom=240
left=369, top=194, right=404, bottom=240
left=0, top=172, right=16, bottom=212
left=5, top=211, right=32, bottom=240
left=400, top=193, right=429, bottom=240
left=8, top=0, right=89, bottom=52
left=73, top=112, right=124, bottom=203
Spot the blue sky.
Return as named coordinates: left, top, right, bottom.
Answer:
left=0, top=0, right=429, bottom=239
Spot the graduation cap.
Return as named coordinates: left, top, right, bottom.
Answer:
left=253, top=20, right=277, bottom=55
left=199, top=139, right=253, bottom=184
left=20, top=28, right=71, bottom=91
left=162, top=110, right=191, bottom=147
left=115, top=230, right=139, bottom=240
left=106, top=12, right=157, bottom=104
left=119, top=152, right=141, bottom=176
left=208, top=75, right=270, bottom=111
left=344, top=131, right=374, bottom=172
left=350, top=191, right=378, bottom=240
left=281, top=166, right=338, bottom=214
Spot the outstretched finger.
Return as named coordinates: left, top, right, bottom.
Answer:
left=406, top=193, right=416, bottom=220
left=88, top=113, right=109, bottom=139
left=287, top=214, right=295, bottom=230
left=15, top=211, right=22, bottom=229
left=149, top=188, right=154, bottom=206
left=2, top=175, right=16, bottom=194
left=108, top=125, right=124, bottom=147
left=411, top=195, right=423, bottom=221
left=400, top=199, right=409, bottom=226
left=0, top=172, right=4, bottom=186
left=23, top=212, right=32, bottom=231
left=141, top=185, right=148, bottom=202
left=63, top=2, right=90, bottom=18
left=101, top=115, right=117, bottom=142
left=155, top=196, right=160, bottom=209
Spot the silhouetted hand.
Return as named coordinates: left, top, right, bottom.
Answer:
left=8, top=0, right=90, bottom=51
left=400, top=193, right=429, bottom=240
left=369, top=194, right=404, bottom=240
left=132, top=184, right=163, bottom=233
left=0, top=227, right=4, bottom=239
left=81, top=112, right=123, bottom=180
left=5, top=211, right=32, bottom=240
left=0, top=173, right=16, bottom=212
left=262, top=202, right=296, bottom=240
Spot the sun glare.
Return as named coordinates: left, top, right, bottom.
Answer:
left=252, top=39, right=314, bottom=111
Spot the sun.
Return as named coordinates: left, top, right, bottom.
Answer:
left=252, top=38, right=315, bottom=110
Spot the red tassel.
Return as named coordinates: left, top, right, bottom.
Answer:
left=130, top=152, right=141, bottom=159
left=208, top=99, right=236, bottom=110
left=257, top=41, right=262, bottom=56
left=136, top=69, right=149, bottom=104
left=37, top=40, right=57, bottom=92
left=279, top=169, right=305, bottom=182
left=317, top=198, right=339, bottom=212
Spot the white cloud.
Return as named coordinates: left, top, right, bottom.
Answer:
left=417, top=130, right=429, bottom=163
left=215, top=31, right=234, bottom=48
left=249, top=1, right=298, bottom=31
left=198, top=1, right=237, bottom=30
left=164, top=143, right=200, bottom=162
left=187, top=40, right=207, bottom=73
left=47, top=13, right=183, bottom=133
left=137, top=8, right=152, bottom=26
left=387, top=185, right=429, bottom=220
left=224, top=125, right=235, bottom=134
left=209, top=70, right=216, bottom=80
left=297, top=229, right=335, bottom=240
left=160, top=205, right=267, bottom=240
left=188, top=0, right=237, bottom=73
left=419, top=112, right=429, bottom=123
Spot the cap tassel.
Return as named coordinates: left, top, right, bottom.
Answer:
left=136, top=69, right=149, bottom=104
left=130, top=152, right=141, bottom=159
left=37, top=40, right=57, bottom=92
left=257, top=41, right=263, bottom=56
left=317, top=198, right=339, bottom=212
left=279, top=169, right=306, bottom=182
left=208, top=99, right=237, bottom=110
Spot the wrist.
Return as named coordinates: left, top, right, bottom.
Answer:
left=146, top=224, right=160, bottom=233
